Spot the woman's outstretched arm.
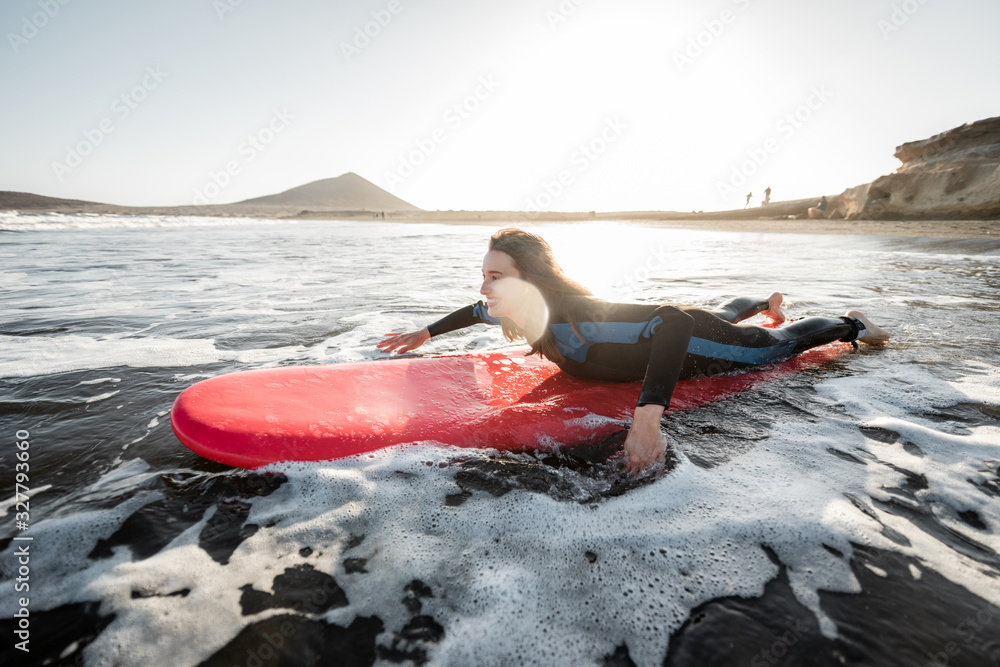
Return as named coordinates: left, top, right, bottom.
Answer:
left=377, top=302, right=500, bottom=354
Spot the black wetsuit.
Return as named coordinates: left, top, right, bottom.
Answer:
left=427, top=296, right=863, bottom=409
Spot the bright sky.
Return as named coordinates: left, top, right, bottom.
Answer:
left=2, top=0, right=997, bottom=212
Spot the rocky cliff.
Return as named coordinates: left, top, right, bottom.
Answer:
left=840, top=116, right=1000, bottom=220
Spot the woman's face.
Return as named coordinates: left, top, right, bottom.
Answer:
left=480, top=250, right=526, bottom=320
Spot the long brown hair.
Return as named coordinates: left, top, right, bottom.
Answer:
left=488, top=228, right=592, bottom=363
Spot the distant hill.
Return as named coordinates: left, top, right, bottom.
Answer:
left=0, top=172, right=421, bottom=217
left=0, top=191, right=108, bottom=210
left=236, top=172, right=421, bottom=211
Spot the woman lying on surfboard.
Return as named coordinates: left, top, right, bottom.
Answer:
left=377, top=228, right=889, bottom=475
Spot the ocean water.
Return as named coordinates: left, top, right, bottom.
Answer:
left=1, top=213, right=999, bottom=667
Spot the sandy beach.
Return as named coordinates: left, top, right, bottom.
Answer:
left=4, top=202, right=998, bottom=239
left=633, top=217, right=1000, bottom=239
left=290, top=207, right=1000, bottom=239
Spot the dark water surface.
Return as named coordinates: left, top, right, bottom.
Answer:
left=1, top=215, right=999, bottom=666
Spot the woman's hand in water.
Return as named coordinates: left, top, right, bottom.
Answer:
left=623, top=404, right=667, bottom=475
left=377, top=327, right=430, bottom=354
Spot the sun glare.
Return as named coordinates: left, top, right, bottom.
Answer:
left=541, top=223, right=713, bottom=302
left=543, top=223, right=640, bottom=298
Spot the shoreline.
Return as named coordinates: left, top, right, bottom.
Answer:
left=352, top=214, right=1000, bottom=239
left=3, top=206, right=997, bottom=239
left=632, top=217, right=1000, bottom=239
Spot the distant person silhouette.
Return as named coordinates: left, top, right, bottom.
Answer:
left=807, top=196, right=829, bottom=219
left=762, top=186, right=771, bottom=206
left=745, top=192, right=752, bottom=209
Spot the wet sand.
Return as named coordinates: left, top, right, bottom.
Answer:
left=632, top=217, right=1000, bottom=239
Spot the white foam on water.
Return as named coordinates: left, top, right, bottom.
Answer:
left=172, top=373, right=214, bottom=381
left=865, top=564, right=888, bottom=577
left=128, top=432, right=150, bottom=445
left=3, top=354, right=998, bottom=666
left=0, top=489, right=162, bottom=615
left=813, top=362, right=1000, bottom=589
left=58, top=439, right=864, bottom=666
left=309, top=311, right=410, bottom=364
left=308, top=311, right=521, bottom=366
left=85, top=390, right=120, bottom=404
left=949, top=361, right=1000, bottom=405
left=0, top=484, right=53, bottom=513
left=80, top=458, right=158, bottom=496
left=0, top=211, right=294, bottom=231
left=3, top=223, right=999, bottom=665
left=0, top=270, right=29, bottom=286
left=0, top=333, right=307, bottom=378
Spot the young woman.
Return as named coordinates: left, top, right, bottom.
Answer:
left=377, top=228, right=889, bottom=475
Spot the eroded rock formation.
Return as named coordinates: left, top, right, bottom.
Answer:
left=840, top=116, right=1000, bottom=220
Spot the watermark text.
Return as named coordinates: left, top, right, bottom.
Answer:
left=192, top=107, right=294, bottom=205
left=341, top=0, right=403, bottom=62
left=383, top=75, right=500, bottom=190
left=715, top=85, right=833, bottom=202
left=7, top=0, right=73, bottom=53
left=673, top=0, right=752, bottom=73
left=12, top=429, right=33, bottom=654
left=878, top=0, right=931, bottom=40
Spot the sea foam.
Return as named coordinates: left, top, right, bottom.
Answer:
left=0, top=334, right=306, bottom=378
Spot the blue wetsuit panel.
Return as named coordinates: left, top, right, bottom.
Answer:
left=472, top=302, right=502, bottom=326
left=550, top=318, right=661, bottom=363
left=686, top=337, right=798, bottom=365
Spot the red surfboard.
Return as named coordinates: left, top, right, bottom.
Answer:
left=170, top=344, right=848, bottom=469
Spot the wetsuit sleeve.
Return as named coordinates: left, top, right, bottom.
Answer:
left=426, top=301, right=501, bottom=337
left=637, top=306, right=695, bottom=408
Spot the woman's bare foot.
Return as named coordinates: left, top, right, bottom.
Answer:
left=763, top=292, right=785, bottom=323
left=846, top=310, right=890, bottom=345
